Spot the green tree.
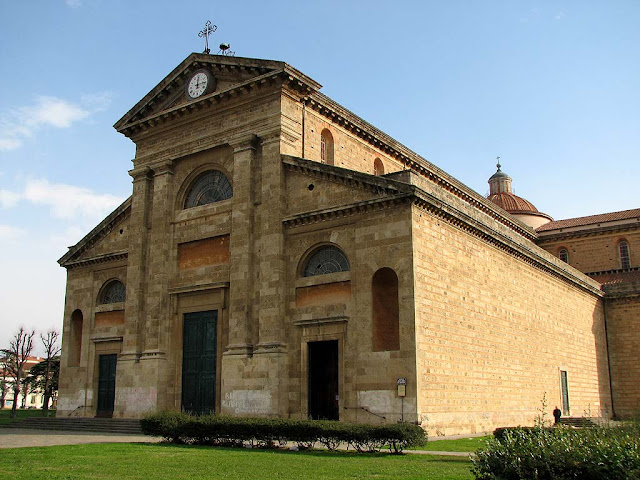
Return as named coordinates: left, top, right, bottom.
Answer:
left=25, top=356, right=60, bottom=411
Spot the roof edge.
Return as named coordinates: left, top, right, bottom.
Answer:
left=58, top=196, right=132, bottom=267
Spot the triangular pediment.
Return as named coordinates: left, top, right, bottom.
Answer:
left=114, top=53, right=321, bottom=135
left=58, top=197, right=131, bottom=268
left=283, top=155, right=414, bottom=218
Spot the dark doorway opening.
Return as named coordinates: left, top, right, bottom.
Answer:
left=97, top=354, right=117, bottom=417
left=182, top=310, right=217, bottom=415
left=308, top=340, right=339, bottom=420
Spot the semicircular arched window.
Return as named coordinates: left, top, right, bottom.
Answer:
left=184, top=170, right=233, bottom=209
left=99, top=280, right=126, bottom=304
left=302, top=245, right=350, bottom=277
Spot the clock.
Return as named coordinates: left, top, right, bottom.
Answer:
left=186, top=69, right=215, bottom=99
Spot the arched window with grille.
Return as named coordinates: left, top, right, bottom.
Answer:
left=99, top=280, right=126, bottom=304
left=320, top=129, right=334, bottom=165
left=302, top=245, right=349, bottom=277
left=184, top=170, right=232, bottom=209
left=619, top=241, right=630, bottom=269
left=558, top=248, right=569, bottom=263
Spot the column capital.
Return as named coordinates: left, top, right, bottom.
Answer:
left=229, top=134, right=258, bottom=154
left=150, top=159, right=174, bottom=177
left=128, top=166, right=152, bottom=182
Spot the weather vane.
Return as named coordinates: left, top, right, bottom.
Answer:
left=198, top=20, right=217, bottom=54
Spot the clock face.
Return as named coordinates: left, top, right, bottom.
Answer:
left=187, top=71, right=209, bottom=98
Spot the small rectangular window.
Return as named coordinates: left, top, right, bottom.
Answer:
left=560, top=370, right=570, bottom=416
left=619, top=242, right=630, bottom=269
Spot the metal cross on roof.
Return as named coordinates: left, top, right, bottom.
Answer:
left=198, top=21, right=217, bottom=54
left=496, top=156, right=501, bottom=171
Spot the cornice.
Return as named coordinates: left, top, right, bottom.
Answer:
left=536, top=222, right=640, bottom=243
left=282, top=155, right=411, bottom=196
left=282, top=163, right=602, bottom=297
left=64, top=251, right=128, bottom=271
left=58, top=197, right=132, bottom=267
left=305, top=93, right=538, bottom=242
left=410, top=194, right=603, bottom=297
left=283, top=194, right=412, bottom=229
left=118, top=67, right=319, bottom=139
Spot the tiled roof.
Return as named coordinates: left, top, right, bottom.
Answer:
left=537, top=208, right=640, bottom=232
left=588, top=269, right=640, bottom=286
left=487, top=192, right=540, bottom=214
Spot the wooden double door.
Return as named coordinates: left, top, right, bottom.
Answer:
left=181, top=310, right=218, bottom=415
left=97, top=354, right=117, bottom=417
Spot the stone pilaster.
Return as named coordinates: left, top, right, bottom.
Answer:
left=226, top=135, right=258, bottom=356
left=121, top=165, right=152, bottom=360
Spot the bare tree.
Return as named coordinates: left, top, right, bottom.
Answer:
left=1, top=327, right=35, bottom=418
left=40, top=330, right=61, bottom=412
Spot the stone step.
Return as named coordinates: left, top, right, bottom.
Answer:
left=557, top=417, right=600, bottom=428
left=8, top=418, right=143, bottom=434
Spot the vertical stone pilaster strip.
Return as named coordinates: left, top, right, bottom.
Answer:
left=256, top=132, right=287, bottom=351
left=226, top=135, right=257, bottom=355
left=142, top=160, right=174, bottom=357
left=121, top=166, right=152, bottom=359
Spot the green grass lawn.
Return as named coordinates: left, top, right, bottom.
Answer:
left=0, top=409, right=55, bottom=425
left=415, top=436, right=490, bottom=452
left=1, top=443, right=474, bottom=480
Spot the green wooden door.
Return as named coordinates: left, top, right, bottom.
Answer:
left=97, top=354, right=117, bottom=417
left=182, top=311, right=217, bottom=415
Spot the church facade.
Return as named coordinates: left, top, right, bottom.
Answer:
left=56, top=53, right=638, bottom=435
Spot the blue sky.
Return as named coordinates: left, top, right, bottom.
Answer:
left=1, top=1, right=638, bottom=351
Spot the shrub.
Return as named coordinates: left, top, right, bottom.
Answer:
left=472, top=423, right=640, bottom=479
left=141, top=412, right=426, bottom=454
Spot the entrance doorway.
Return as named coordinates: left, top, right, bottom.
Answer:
left=97, top=354, right=117, bottom=417
left=308, top=340, right=339, bottom=420
left=182, top=310, right=217, bottom=415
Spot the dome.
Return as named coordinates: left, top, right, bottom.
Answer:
left=486, top=160, right=553, bottom=229
left=487, top=192, right=542, bottom=215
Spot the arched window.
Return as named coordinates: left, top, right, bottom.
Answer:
left=68, top=309, right=83, bottom=367
left=184, top=170, right=232, bottom=209
left=320, top=129, right=334, bottom=165
left=373, top=158, right=384, bottom=176
left=302, top=245, right=349, bottom=277
left=99, top=280, right=126, bottom=304
left=558, top=248, right=569, bottom=263
left=372, top=268, right=400, bottom=351
left=619, top=241, right=630, bottom=269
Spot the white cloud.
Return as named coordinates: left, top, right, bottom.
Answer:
left=23, top=179, right=123, bottom=220
left=554, top=11, right=566, bottom=21
left=81, top=91, right=114, bottom=112
left=0, top=224, right=26, bottom=240
left=0, top=179, right=123, bottom=221
left=0, top=189, right=21, bottom=208
left=0, top=93, right=111, bottom=152
left=65, top=0, right=83, bottom=7
left=22, top=96, right=89, bottom=128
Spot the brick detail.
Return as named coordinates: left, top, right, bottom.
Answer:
left=295, top=282, right=351, bottom=308
left=178, top=235, right=230, bottom=270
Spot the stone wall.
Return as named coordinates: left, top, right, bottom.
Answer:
left=605, top=292, right=640, bottom=418
left=412, top=204, right=611, bottom=436
left=538, top=229, right=640, bottom=272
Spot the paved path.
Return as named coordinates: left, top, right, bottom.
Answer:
left=0, top=428, right=162, bottom=449
left=0, top=428, right=472, bottom=456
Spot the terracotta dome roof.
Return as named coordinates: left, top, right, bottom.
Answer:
left=487, top=192, right=544, bottom=215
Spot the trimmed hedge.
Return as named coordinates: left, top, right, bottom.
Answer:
left=141, top=412, right=426, bottom=454
left=472, top=423, right=640, bottom=479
